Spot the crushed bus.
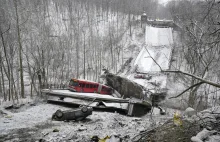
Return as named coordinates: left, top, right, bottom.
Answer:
left=68, top=78, right=113, bottom=95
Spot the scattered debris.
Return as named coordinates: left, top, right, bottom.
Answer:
left=150, top=92, right=166, bottom=107
left=29, top=103, right=36, bottom=106
left=0, top=110, right=7, bottom=116
left=52, top=106, right=93, bottom=121
left=148, top=81, right=161, bottom=87
left=3, top=103, right=27, bottom=112
left=39, top=139, right=47, bottom=142
left=116, top=57, right=133, bottom=74
left=98, top=135, right=110, bottom=142
left=53, top=128, right=59, bottom=132
left=134, top=74, right=152, bottom=80
left=158, top=106, right=166, bottom=115
left=44, top=90, right=151, bottom=117
left=127, top=100, right=152, bottom=116
left=173, top=111, right=182, bottom=126
left=91, top=135, right=99, bottom=142
left=5, top=115, right=13, bottom=118
left=191, top=128, right=217, bottom=142
left=78, top=127, right=87, bottom=131
left=4, top=105, right=14, bottom=109
left=135, top=119, right=201, bottom=142
left=42, top=132, right=50, bottom=136
left=91, top=135, right=121, bottom=142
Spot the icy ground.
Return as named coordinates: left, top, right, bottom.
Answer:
left=0, top=101, right=177, bottom=142
left=1, top=100, right=220, bottom=142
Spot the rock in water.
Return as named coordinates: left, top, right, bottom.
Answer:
left=105, top=73, right=144, bottom=99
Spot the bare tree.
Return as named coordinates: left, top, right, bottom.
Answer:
left=166, top=0, right=220, bottom=107
left=14, top=0, right=25, bottom=98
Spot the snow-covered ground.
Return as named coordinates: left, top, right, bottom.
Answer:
left=1, top=99, right=220, bottom=142
left=0, top=101, right=176, bottom=142
left=0, top=104, right=67, bottom=133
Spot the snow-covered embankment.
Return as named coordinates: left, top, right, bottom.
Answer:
left=131, top=26, right=173, bottom=90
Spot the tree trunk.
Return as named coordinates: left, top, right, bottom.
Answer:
left=16, top=59, right=20, bottom=97
left=128, top=11, right=132, bottom=37
left=0, top=71, right=2, bottom=95
left=109, top=23, right=114, bottom=69
left=188, top=89, right=197, bottom=108
left=14, top=0, right=25, bottom=98
left=83, top=32, right=86, bottom=79
left=0, top=56, right=6, bottom=100
left=25, top=48, right=34, bottom=97
left=0, top=30, right=11, bottom=101
left=41, top=50, right=46, bottom=89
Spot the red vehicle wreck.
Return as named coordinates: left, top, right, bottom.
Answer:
left=68, top=78, right=113, bottom=95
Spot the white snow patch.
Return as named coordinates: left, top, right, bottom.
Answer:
left=145, top=26, right=173, bottom=46
left=0, top=104, right=68, bottom=133
left=184, top=107, right=196, bottom=117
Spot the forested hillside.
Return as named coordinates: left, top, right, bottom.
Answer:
left=0, top=0, right=171, bottom=101
left=1, top=0, right=220, bottom=142
left=0, top=0, right=220, bottom=110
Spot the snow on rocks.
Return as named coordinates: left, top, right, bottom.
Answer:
left=190, top=107, right=219, bottom=130
left=207, top=135, right=220, bottom=142
left=184, top=107, right=196, bottom=117
left=191, top=128, right=217, bottom=142
left=190, top=106, right=220, bottom=142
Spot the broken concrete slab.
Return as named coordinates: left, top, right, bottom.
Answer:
left=104, top=73, right=145, bottom=99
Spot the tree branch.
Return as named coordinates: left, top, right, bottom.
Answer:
left=169, top=82, right=204, bottom=99
left=144, top=46, right=163, bottom=71
left=0, top=24, right=11, bottom=35
left=162, top=70, right=220, bottom=88
left=144, top=43, right=220, bottom=88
